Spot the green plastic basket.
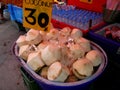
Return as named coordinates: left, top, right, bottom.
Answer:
left=20, top=67, right=41, bottom=90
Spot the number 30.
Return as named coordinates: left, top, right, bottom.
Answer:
left=25, top=8, right=49, bottom=28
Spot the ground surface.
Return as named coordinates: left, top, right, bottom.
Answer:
left=0, top=20, right=27, bottom=90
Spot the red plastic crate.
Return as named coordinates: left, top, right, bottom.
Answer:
left=51, top=0, right=107, bottom=35
left=51, top=19, right=106, bottom=35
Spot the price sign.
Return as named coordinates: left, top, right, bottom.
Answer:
left=23, top=0, right=53, bottom=32
left=80, top=0, right=93, bottom=4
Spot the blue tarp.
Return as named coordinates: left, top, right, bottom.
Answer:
left=7, top=4, right=23, bottom=23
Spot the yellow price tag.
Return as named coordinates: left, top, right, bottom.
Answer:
left=80, top=0, right=93, bottom=4
left=23, top=0, right=53, bottom=32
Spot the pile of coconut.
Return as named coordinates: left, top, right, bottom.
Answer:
left=16, top=27, right=102, bottom=83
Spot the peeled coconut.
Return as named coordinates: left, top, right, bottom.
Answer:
left=69, top=43, right=85, bottom=60
left=72, top=58, right=93, bottom=79
left=18, top=45, right=36, bottom=61
left=75, top=37, right=91, bottom=52
left=86, top=50, right=102, bottom=67
left=71, top=28, right=83, bottom=39
left=47, top=61, right=70, bottom=82
left=26, top=29, right=42, bottom=45
left=27, top=51, right=45, bottom=71
left=41, top=44, right=61, bottom=66
left=16, top=35, right=28, bottom=47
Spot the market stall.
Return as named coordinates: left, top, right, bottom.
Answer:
left=8, top=0, right=120, bottom=90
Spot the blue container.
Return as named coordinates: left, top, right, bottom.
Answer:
left=13, top=41, right=107, bottom=90
left=86, top=23, right=120, bottom=66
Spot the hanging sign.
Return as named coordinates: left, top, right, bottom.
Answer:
left=80, top=0, right=93, bottom=4
left=23, top=0, right=53, bottom=32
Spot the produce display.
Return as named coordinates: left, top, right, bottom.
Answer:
left=105, top=25, right=120, bottom=42
left=16, top=26, right=103, bottom=83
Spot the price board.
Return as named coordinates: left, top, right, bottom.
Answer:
left=23, top=0, right=53, bottom=32
left=80, top=0, right=93, bottom=4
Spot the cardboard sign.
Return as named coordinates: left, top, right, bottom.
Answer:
left=80, top=0, right=93, bottom=4
left=23, top=0, right=53, bottom=32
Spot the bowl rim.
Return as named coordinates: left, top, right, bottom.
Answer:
left=13, top=41, right=108, bottom=87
